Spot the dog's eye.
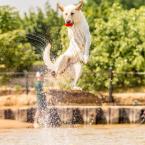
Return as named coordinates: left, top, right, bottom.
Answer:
left=71, top=12, right=74, bottom=16
left=65, top=13, right=68, bottom=16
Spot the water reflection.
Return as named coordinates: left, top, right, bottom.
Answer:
left=0, top=125, right=145, bottom=145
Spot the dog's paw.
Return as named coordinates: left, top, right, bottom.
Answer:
left=83, top=55, right=89, bottom=64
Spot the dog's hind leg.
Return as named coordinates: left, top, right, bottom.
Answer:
left=55, top=55, right=70, bottom=75
left=71, top=63, right=82, bottom=90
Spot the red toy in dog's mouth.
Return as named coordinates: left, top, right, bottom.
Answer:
left=64, top=23, right=74, bottom=27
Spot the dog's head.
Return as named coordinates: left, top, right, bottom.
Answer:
left=57, top=0, right=83, bottom=26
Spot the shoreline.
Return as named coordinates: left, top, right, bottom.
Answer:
left=0, top=119, right=143, bottom=130
left=0, top=119, right=33, bottom=129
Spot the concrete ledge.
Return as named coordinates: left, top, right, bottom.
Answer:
left=0, top=106, right=145, bottom=124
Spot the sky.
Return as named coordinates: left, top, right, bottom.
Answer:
left=0, top=0, right=78, bottom=14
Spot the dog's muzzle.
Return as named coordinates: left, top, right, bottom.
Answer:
left=64, top=20, right=74, bottom=27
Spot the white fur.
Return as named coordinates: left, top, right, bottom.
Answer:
left=43, top=1, right=91, bottom=90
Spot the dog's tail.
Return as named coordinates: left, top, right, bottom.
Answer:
left=43, top=43, right=55, bottom=71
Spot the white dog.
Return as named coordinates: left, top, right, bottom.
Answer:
left=43, top=0, right=91, bottom=90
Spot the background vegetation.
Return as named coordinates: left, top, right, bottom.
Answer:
left=0, top=0, right=145, bottom=91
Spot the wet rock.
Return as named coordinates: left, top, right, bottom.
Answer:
left=96, top=108, right=107, bottom=124
left=1, top=106, right=145, bottom=125
left=132, top=107, right=145, bottom=123
left=4, top=109, right=15, bottom=120
left=27, top=108, right=35, bottom=123
left=72, top=108, right=84, bottom=124
left=119, top=108, right=131, bottom=123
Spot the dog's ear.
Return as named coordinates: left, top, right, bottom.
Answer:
left=75, top=0, right=83, bottom=10
left=57, top=3, right=64, bottom=12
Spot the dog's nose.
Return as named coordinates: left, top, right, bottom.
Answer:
left=66, top=20, right=71, bottom=24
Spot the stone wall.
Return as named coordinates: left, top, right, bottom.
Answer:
left=0, top=108, right=35, bottom=122
left=0, top=106, right=145, bottom=125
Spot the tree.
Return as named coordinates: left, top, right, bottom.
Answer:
left=119, top=0, right=145, bottom=9
left=0, top=6, right=21, bottom=33
left=0, top=6, right=37, bottom=71
left=79, top=4, right=145, bottom=90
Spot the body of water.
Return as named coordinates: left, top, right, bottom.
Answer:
left=0, top=125, right=145, bottom=145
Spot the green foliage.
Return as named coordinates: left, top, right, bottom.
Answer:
left=0, top=0, right=145, bottom=91
left=79, top=4, right=145, bottom=91
left=120, top=0, right=145, bottom=9
left=0, top=30, right=37, bottom=71
left=0, top=6, right=37, bottom=71
left=84, top=0, right=145, bottom=27
left=0, top=6, right=22, bottom=33
left=0, top=2, right=63, bottom=72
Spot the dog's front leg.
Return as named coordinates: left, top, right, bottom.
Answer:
left=71, top=39, right=84, bottom=62
left=83, top=30, right=91, bottom=64
left=71, top=62, right=82, bottom=90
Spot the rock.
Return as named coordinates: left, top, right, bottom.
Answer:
left=72, top=108, right=84, bottom=124
left=48, top=89, right=102, bottom=105
left=4, top=109, right=15, bottom=120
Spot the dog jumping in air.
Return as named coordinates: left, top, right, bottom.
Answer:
left=43, top=0, right=91, bottom=90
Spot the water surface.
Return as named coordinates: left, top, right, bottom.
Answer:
left=0, top=125, right=145, bottom=145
